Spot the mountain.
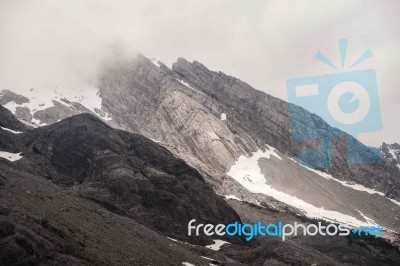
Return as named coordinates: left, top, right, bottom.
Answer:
left=1, top=108, right=400, bottom=265
left=0, top=108, right=246, bottom=265
left=96, top=54, right=400, bottom=233
left=171, top=58, right=399, bottom=196
left=5, top=112, right=243, bottom=245
left=2, top=55, right=399, bottom=195
left=381, top=142, right=400, bottom=171
left=0, top=161, right=235, bottom=266
left=1, top=53, right=400, bottom=256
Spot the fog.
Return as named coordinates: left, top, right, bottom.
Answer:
left=1, top=0, right=399, bottom=146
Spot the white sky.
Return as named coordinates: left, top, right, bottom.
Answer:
left=0, top=0, right=399, bottom=146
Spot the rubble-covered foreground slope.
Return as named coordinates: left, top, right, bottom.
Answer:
left=0, top=162, right=238, bottom=265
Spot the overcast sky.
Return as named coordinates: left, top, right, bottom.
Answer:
left=1, top=0, right=399, bottom=146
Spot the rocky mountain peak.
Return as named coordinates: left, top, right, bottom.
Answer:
left=2, top=52, right=400, bottom=235
left=2, top=54, right=400, bottom=265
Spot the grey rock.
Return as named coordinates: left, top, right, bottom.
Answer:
left=16, top=113, right=243, bottom=245
left=1, top=98, right=400, bottom=265
left=171, top=58, right=400, bottom=199
left=381, top=142, right=400, bottom=171
left=0, top=90, right=29, bottom=105
left=0, top=105, right=29, bottom=132
left=15, top=107, right=32, bottom=122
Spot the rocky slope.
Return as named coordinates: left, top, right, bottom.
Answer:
left=381, top=142, right=400, bottom=171
left=0, top=162, right=239, bottom=266
left=3, top=157, right=400, bottom=265
left=1, top=53, right=400, bottom=236
left=97, top=55, right=259, bottom=174
left=0, top=105, right=30, bottom=132
left=7, top=113, right=242, bottom=245
left=223, top=198, right=400, bottom=266
left=0, top=109, right=244, bottom=265
left=1, top=107, right=400, bottom=265
left=0, top=105, right=29, bottom=154
left=171, top=58, right=399, bottom=198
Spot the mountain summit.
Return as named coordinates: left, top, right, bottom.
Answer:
left=1, top=53, right=400, bottom=265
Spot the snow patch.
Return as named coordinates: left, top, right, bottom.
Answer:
left=301, top=164, right=400, bottom=207
left=166, top=237, right=183, bottom=243
left=224, top=195, right=242, bottom=201
left=303, top=166, right=385, bottom=196
left=201, top=256, right=215, bottom=261
left=150, top=58, right=161, bottom=67
left=182, top=262, right=196, bottom=266
left=103, top=112, right=113, bottom=121
left=166, top=236, right=195, bottom=246
left=0, top=126, right=23, bottom=134
left=388, top=148, right=397, bottom=158
left=201, top=256, right=220, bottom=266
left=205, top=239, right=230, bottom=251
left=176, top=79, right=206, bottom=95
left=221, top=113, right=226, bottom=121
left=387, top=147, right=400, bottom=169
left=0, top=151, right=23, bottom=162
left=31, top=117, right=45, bottom=126
left=18, top=118, right=38, bottom=128
left=227, top=146, right=376, bottom=227
left=2, top=87, right=104, bottom=124
left=226, top=146, right=282, bottom=192
left=254, top=200, right=265, bottom=208
left=357, top=210, right=377, bottom=225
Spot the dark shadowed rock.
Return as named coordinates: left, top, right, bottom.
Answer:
left=0, top=105, right=29, bottom=132
left=0, top=162, right=237, bottom=266
left=16, top=113, right=242, bottom=245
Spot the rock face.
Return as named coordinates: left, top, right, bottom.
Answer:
left=8, top=113, right=241, bottom=245
left=2, top=54, right=399, bottom=200
left=0, top=162, right=239, bottom=266
left=2, top=54, right=400, bottom=231
left=171, top=58, right=400, bottom=199
left=98, top=55, right=260, bottom=174
left=1, top=108, right=246, bottom=265
left=95, top=55, right=400, bottom=238
left=0, top=105, right=29, bottom=153
left=381, top=142, right=400, bottom=171
left=2, top=93, right=400, bottom=265
left=224, top=198, right=400, bottom=266
left=0, top=105, right=29, bottom=132
left=96, top=55, right=400, bottom=199
left=0, top=108, right=237, bottom=265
